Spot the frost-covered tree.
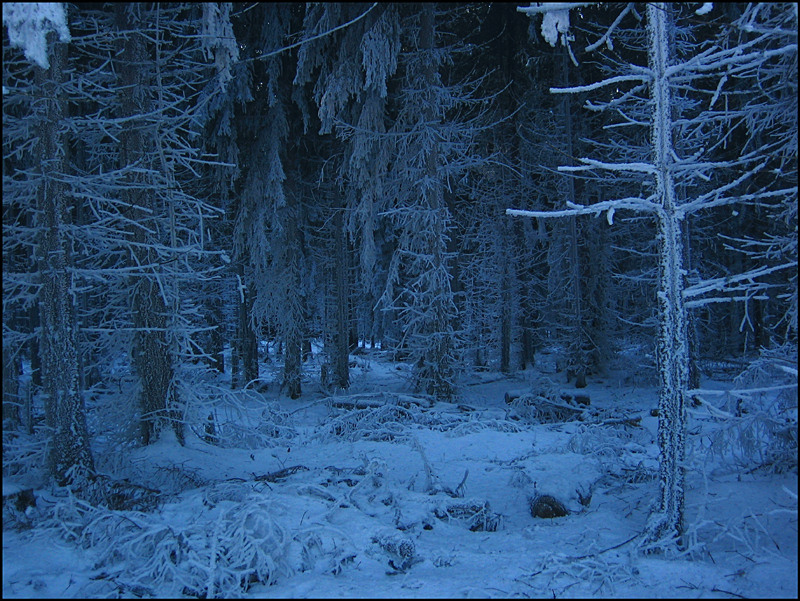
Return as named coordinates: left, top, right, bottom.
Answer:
left=229, top=4, right=309, bottom=398
left=379, top=3, right=495, bottom=400
left=510, top=2, right=797, bottom=549
left=101, top=3, right=228, bottom=443
left=4, top=3, right=228, bottom=452
left=3, top=4, right=95, bottom=483
left=293, top=2, right=400, bottom=389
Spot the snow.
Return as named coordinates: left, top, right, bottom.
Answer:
left=540, top=9, right=570, bottom=48
left=3, top=346, right=797, bottom=598
left=2, top=2, right=70, bottom=69
left=696, top=3, right=714, bottom=17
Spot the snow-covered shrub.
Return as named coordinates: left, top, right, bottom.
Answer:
left=521, top=550, right=641, bottom=596
left=565, top=423, right=657, bottom=482
left=293, top=528, right=357, bottom=576
left=698, top=347, right=797, bottom=473
left=686, top=486, right=798, bottom=562
left=198, top=388, right=297, bottom=450
left=100, top=454, right=208, bottom=498
left=40, top=491, right=296, bottom=597
left=343, top=457, right=397, bottom=517
left=506, top=392, right=584, bottom=424
left=317, top=404, right=419, bottom=442
left=1, top=427, right=48, bottom=479
left=444, top=416, right=524, bottom=436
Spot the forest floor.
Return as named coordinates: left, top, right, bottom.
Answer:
left=2, top=345, right=797, bottom=598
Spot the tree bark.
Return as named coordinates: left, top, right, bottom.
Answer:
left=559, top=46, right=587, bottom=387
left=642, top=2, right=689, bottom=550
left=282, top=206, right=303, bottom=399
left=414, top=2, right=457, bottom=401
left=114, top=5, right=182, bottom=444
left=35, top=33, right=95, bottom=482
left=333, top=210, right=350, bottom=389
left=500, top=261, right=512, bottom=374
left=2, top=341, right=21, bottom=426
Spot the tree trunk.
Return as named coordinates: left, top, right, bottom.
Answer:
left=28, top=304, right=42, bottom=391
left=131, top=279, right=177, bottom=444
left=35, top=33, right=94, bottom=483
left=642, top=2, right=689, bottom=550
left=3, top=341, right=21, bottom=427
left=333, top=210, right=350, bottom=389
left=414, top=2, right=457, bottom=401
left=242, top=280, right=259, bottom=387
left=208, top=303, right=225, bottom=374
left=500, top=255, right=512, bottom=374
left=232, top=262, right=257, bottom=388
left=559, top=47, right=587, bottom=386
left=282, top=207, right=303, bottom=399
left=114, top=5, right=182, bottom=444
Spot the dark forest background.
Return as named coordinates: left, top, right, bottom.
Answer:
left=3, top=3, right=796, bottom=497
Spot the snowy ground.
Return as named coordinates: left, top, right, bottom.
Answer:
left=2, top=347, right=797, bottom=598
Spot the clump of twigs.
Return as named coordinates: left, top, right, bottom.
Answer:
left=434, top=499, right=502, bottom=532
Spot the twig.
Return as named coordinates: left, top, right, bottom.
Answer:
left=711, top=586, right=748, bottom=599
left=570, top=533, right=639, bottom=560
left=455, top=469, right=469, bottom=498
left=412, top=436, right=437, bottom=493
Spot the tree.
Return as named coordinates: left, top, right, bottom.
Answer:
left=379, top=4, right=496, bottom=400
left=510, top=2, right=797, bottom=550
left=3, top=5, right=94, bottom=483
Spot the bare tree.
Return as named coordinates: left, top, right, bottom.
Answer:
left=511, top=2, right=797, bottom=550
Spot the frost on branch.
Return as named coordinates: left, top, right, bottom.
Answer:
left=2, top=2, right=70, bottom=69
left=201, top=3, right=239, bottom=92
left=541, top=9, right=571, bottom=47
left=697, top=347, right=798, bottom=474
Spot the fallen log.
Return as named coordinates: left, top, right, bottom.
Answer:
left=504, top=389, right=530, bottom=404
left=329, top=392, right=434, bottom=411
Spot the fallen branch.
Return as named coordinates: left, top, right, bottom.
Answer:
left=253, top=465, right=309, bottom=483
left=599, top=416, right=642, bottom=428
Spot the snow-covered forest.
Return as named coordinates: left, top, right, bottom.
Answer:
left=2, top=2, right=797, bottom=598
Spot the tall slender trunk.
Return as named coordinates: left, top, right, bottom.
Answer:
left=282, top=205, right=303, bottom=399
left=333, top=210, right=350, bottom=389
left=559, top=47, right=586, bottom=388
left=36, top=33, right=94, bottom=482
left=500, top=258, right=512, bottom=374
left=232, top=261, right=258, bottom=388
left=208, top=302, right=225, bottom=374
left=114, top=5, right=182, bottom=444
left=643, top=2, right=689, bottom=549
left=416, top=2, right=456, bottom=400
left=2, top=342, right=20, bottom=426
